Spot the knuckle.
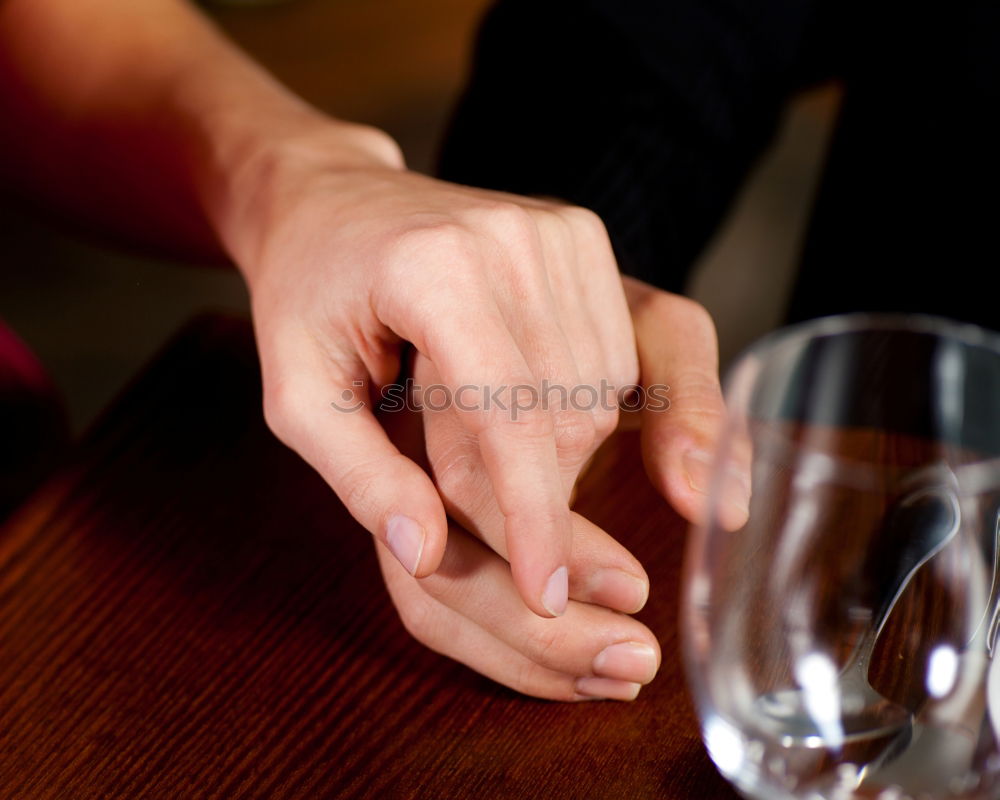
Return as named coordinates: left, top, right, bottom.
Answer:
left=430, top=440, right=481, bottom=501
left=348, top=124, right=405, bottom=169
left=560, top=205, right=608, bottom=238
left=606, top=338, right=642, bottom=390
left=665, top=375, right=726, bottom=431
left=386, top=220, right=478, bottom=271
left=261, top=378, right=299, bottom=445
left=524, top=624, right=569, bottom=668
left=483, top=400, right=554, bottom=440
left=668, top=294, right=717, bottom=335
left=672, top=370, right=725, bottom=406
left=378, top=225, right=488, bottom=331
left=480, top=201, right=536, bottom=241
left=334, top=457, right=387, bottom=521
left=553, top=408, right=597, bottom=461
left=507, top=507, right=568, bottom=542
left=592, top=404, right=620, bottom=440
left=510, top=659, right=538, bottom=697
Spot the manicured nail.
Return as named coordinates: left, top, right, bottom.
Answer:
left=684, top=449, right=750, bottom=522
left=386, top=515, right=425, bottom=575
left=589, top=569, right=649, bottom=614
left=541, top=565, right=569, bottom=617
left=574, top=677, right=642, bottom=701
left=592, top=642, right=658, bottom=684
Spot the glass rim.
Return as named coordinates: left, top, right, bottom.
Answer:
left=730, top=312, right=1000, bottom=375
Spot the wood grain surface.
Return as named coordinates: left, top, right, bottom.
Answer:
left=0, top=315, right=736, bottom=799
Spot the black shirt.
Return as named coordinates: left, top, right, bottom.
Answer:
left=438, top=0, right=1000, bottom=330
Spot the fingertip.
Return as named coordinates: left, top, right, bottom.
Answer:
left=658, top=448, right=749, bottom=531
left=592, top=641, right=660, bottom=684
left=403, top=503, right=450, bottom=579
left=510, top=560, right=569, bottom=619
left=685, top=449, right=750, bottom=530
left=506, top=508, right=573, bottom=618
left=641, top=424, right=698, bottom=524
left=586, top=568, right=649, bottom=614
left=381, top=467, right=450, bottom=578
left=385, top=515, right=425, bottom=575
left=540, top=565, right=569, bottom=617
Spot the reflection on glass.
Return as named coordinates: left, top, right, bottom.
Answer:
left=682, top=314, right=1000, bottom=800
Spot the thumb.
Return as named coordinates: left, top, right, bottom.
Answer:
left=624, top=279, right=751, bottom=530
left=258, top=329, right=448, bottom=576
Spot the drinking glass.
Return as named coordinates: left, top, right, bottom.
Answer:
left=682, top=314, right=1000, bottom=800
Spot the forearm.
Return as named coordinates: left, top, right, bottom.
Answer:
left=0, top=0, right=401, bottom=260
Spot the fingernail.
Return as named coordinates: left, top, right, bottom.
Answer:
left=574, top=677, right=642, bottom=701
left=386, top=515, right=425, bottom=575
left=589, top=569, right=649, bottom=614
left=541, top=566, right=569, bottom=617
left=684, top=449, right=750, bottom=522
left=592, top=642, right=658, bottom=684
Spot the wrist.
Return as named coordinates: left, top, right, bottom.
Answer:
left=199, top=110, right=404, bottom=271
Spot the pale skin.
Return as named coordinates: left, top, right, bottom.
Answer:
left=0, top=0, right=749, bottom=700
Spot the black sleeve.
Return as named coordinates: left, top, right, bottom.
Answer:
left=438, top=0, right=834, bottom=292
left=784, top=1, right=1000, bottom=331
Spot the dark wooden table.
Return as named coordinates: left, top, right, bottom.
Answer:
left=0, top=316, right=738, bottom=799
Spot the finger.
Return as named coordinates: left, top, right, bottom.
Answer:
left=380, top=546, right=641, bottom=700
left=562, top=207, right=640, bottom=390
left=420, top=523, right=659, bottom=682
left=416, top=356, right=649, bottom=613
left=386, top=263, right=571, bottom=619
left=531, top=208, right=622, bottom=457
left=257, top=323, right=447, bottom=577
left=483, top=210, right=599, bottom=491
left=375, top=530, right=657, bottom=699
left=625, top=279, right=751, bottom=530
left=568, top=515, right=650, bottom=613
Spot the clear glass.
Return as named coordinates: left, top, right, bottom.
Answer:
left=682, top=314, right=1000, bottom=800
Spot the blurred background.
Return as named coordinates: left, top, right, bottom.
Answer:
left=0, top=0, right=840, bottom=435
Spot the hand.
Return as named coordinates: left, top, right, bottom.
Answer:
left=373, top=278, right=746, bottom=702
left=376, top=518, right=662, bottom=701
left=375, top=374, right=659, bottom=701
left=226, top=126, right=637, bottom=619
left=411, top=276, right=749, bottom=588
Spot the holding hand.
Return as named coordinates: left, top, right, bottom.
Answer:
left=373, top=276, right=746, bottom=700
left=229, top=128, right=637, bottom=620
